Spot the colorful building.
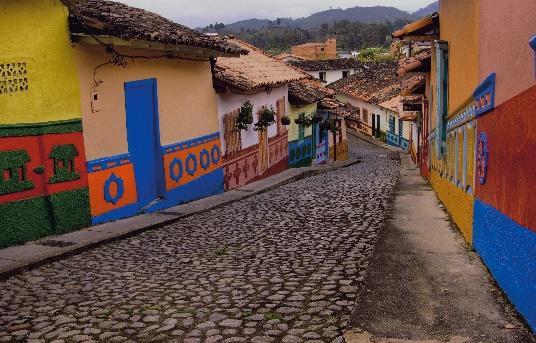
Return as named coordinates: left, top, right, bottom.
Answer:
left=0, top=0, right=91, bottom=248
left=394, top=3, right=536, bottom=330
left=287, top=79, right=359, bottom=166
left=291, top=39, right=337, bottom=61
left=70, top=1, right=245, bottom=224
left=328, top=62, right=420, bottom=151
left=213, top=39, right=307, bottom=191
left=0, top=0, right=246, bottom=245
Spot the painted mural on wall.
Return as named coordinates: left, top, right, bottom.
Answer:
left=0, top=121, right=91, bottom=247
left=0, top=0, right=91, bottom=248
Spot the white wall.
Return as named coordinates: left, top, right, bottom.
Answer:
left=216, top=85, right=288, bottom=153
left=336, top=93, right=399, bottom=136
left=307, top=69, right=356, bottom=85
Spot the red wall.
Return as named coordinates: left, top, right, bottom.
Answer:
left=475, top=84, right=536, bottom=232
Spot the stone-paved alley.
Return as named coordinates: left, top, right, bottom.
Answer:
left=0, top=136, right=399, bottom=343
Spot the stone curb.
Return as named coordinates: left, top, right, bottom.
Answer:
left=0, top=158, right=361, bottom=280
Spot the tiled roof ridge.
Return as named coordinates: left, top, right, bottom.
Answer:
left=68, top=0, right=247, bottom=55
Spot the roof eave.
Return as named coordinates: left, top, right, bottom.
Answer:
left=71, top=34, right=242, bottom=58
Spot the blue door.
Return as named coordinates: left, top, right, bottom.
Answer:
left=124, top=79, right=164, bottom=209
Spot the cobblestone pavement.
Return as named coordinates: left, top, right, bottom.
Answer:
left=0, top=136, right=400, bottom=343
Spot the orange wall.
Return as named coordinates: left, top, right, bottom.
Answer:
left=479, top=0, right=536, bottom=106
left=291, top=39, right=337, bottom=60
left=74, top=44, right=219, bottom=161
left=439, top=0, right=480, bottom=117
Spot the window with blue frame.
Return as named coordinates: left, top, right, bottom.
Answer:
left=389, top=116, right=395, bottom=133
left=435, top=40, right=449, bottom=157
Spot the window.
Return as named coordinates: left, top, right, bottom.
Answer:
left=320, top=47, right=325, bottom=52
left=0, top=62, right=29, bottom=95
left=223, top=109, right=242, bottom=156
left=435, top=40, right=449, bottom=157
left=363, top=108, right=368, bottom=123
left=342, top=70, right=349, bottom=78
left=319, top=72, right=327, bottom=82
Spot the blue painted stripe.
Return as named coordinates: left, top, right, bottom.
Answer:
left=87, top=153, right=132, bottom=173
left=145, top=168, right=224, bottom=212
left=473, top=73, right=496, bottom=117
left=161, top=132, right=220, bottom=154
left=474, top=200, right=536, bottom=331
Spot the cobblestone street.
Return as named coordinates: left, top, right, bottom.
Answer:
left=0, top=136, right=400, bottom=343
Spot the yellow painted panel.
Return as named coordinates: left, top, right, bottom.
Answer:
left=430, top=170, right=474, bottom=244
left=288, top=103, right=315, bottom=142
left=466, top=123, right=475, bottom=192
left=0, top=0, right=81, bottom=124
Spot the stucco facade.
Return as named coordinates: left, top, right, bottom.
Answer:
left=0, top=0, right=91, bottom=248
left=74, top=44, right=225, bottom=224
left=217, top=86, right=289, bottom=191
left=288, top=103, right=315, bottom=168
left=423, top=0, right=536, bottom=330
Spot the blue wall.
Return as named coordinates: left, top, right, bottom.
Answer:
left=289, top=136, right=313, bottom=168
left=474, top=200, right=536, bottom=331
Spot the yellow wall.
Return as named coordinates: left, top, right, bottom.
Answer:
left=0, top=0, right=81, bottom=124
left=438, top=0, right=480, bottom=118
left=288, top=103, right=315, bottom=142
left=74, top=44, right=220, bottom=161
left=429, top=170, right=474, bottom=243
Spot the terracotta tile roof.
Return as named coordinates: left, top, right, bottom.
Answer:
left=401, top=95, right=423, bottom=104
left=289, top=58, right=363, bottom=71
left=214, top=39, right=309, bottom=91
left=288, top=79, right=359, bottom=121
left=289, top=79, right=334, bottom=106
left=319, top=97, right=361, bottom=121
left=400, top=111, right=420, bottom=122
left=392, top=12, right=439, bottom=39
left=68, top=0, right=247, bottom=55
left=398, top=48, right=432, bottom=75
left=328, top=61, right=424, bottom=113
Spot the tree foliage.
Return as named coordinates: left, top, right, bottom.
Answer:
left=225, top=19, right=409, bottom=54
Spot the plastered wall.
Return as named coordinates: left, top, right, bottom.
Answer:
left=75, top=44, right=220, bottom=161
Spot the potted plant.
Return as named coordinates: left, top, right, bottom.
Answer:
left=254, top=106, right=276, bottom=131
left=295, top=113, right=314, bottom=127
left=280, top=116, right=291, bottom=125
left=236, top=100, right=254, bottom=130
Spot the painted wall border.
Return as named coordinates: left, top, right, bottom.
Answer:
left=473, top=73, right=496, bottom=117
left=0, top=119, right=83, bottom=137
left=161, top=132, right=220, bottom=155
left=87, top=153, right=132, bottom=173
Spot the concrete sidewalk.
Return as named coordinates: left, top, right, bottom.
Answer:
left=0, top=158, right=359, bottom=280
left=344, top=154, right=535, bottom=343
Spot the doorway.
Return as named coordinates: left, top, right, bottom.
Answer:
left=124, top=78, right=164, bottom=209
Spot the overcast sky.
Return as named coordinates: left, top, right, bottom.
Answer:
left=117, top=0, right=436, bottom=28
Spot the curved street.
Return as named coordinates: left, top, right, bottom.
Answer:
left=0, top=136, right=399, bottom=343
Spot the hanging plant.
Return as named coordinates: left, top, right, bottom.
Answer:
left=320, top=119, right=339, bottom=133
left=312, top=115, right=323, bottom=124
left=236, top=100, right=254, bottom=130
left=254, top=106, right=276, bottom=131
left=294, top=113, right=314, bottom=127
left=280, top=116, right=291, bottom=126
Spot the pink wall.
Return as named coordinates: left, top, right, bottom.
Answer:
left=479, top=0, right=536, bottom=106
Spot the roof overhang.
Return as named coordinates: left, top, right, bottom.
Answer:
left=392, top=12, right=439, bottom=41
left=71, top=34, right=240, bottom=59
